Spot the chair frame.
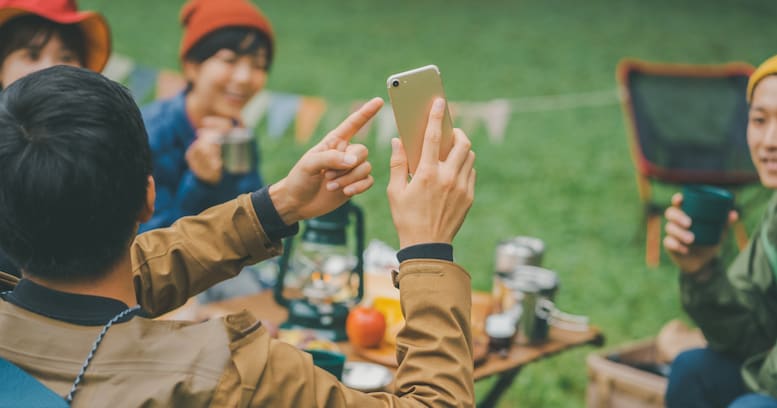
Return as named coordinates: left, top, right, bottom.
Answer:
left=616, top=59, right=758, bottom=267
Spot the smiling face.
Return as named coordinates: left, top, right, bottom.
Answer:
left=0, top=15, right=87, bottom=88
left=748, top=75, right=777, bottom=189
left=1, top=33, right=81, bottom=87
left=184, top=47, right=268, bottom=120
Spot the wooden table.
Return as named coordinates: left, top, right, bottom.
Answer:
left=172, top=273, right=604, bottom=407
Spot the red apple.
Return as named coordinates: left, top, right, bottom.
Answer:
left=346, top=306, right=387, bottom=348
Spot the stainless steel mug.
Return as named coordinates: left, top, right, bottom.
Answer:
left=513, top=266, right=558, bottom=344
left=221, top=127, right=253, bottom=174
left=493, top=237, right=545, bottom=314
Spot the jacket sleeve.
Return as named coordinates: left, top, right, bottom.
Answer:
left=680, top=224, right=777, bottom=360
left=219, top=259, right=475, bottom=408
left=131, top=193, right=282, bottom=317
left=248, top=259, right=474, bottom=407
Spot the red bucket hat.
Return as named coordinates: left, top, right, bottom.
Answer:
left=0, top=0, right=111, bottom=72
left=179, top=0, right=274, bottom=61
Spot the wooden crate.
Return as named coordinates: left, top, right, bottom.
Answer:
left=586, top=338, right=667, bottom=408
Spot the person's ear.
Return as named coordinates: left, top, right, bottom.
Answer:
left=138, top=175, right=156, bottom=223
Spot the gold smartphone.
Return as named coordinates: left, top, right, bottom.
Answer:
left=387, top=65, right=454, bottom=174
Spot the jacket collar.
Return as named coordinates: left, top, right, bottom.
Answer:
left=1, top=279, right=135, bottom=326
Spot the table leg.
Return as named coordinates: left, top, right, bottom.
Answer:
left=477, top=367, right=521, bottom=408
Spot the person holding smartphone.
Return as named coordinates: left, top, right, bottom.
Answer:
left=0, top=66, right=477, bottom=407
left=663, top=55, right=777, bottom=408
left=139, top=0, right=273, bottom=233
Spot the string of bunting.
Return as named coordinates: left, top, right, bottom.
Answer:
left=104, top=54, right=621, bottom=146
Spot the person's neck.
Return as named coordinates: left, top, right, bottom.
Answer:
left=25, top=253, right=137, bottom=307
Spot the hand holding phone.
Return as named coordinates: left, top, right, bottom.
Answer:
left=387, top=99, right=476, bottom=248
left=387, top=65, right=454, bottom=174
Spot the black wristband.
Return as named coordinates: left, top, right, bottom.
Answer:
left=396, top=243, right=453, bottom=263
left=251, top=186, right=299, bottom=242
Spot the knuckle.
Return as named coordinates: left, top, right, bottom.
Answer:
left=414, top=171, right=432, bottom=184
left=440, top=175, right=456, bottom=190
left=390, top=158, right=404, bottom=168
left=428, top=130, right=442, bottom=143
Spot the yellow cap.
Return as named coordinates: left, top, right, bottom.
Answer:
left=748, top=54, right=777, bottom=103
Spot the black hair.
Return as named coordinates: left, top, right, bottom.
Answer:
left=184, top=26, right=273, bottom=70
left=0, top=14, right=87, bottom=74
left=0, top=66, right=152, bottom=282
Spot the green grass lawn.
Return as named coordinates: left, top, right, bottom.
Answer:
left=82, top=0, right=777, bottom=405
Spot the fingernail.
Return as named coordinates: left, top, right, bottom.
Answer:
left=343, top=154, right=357, bottom=165
left=432, top=98, right=444, bottom=114
left=391, top=138, right=399, bottom=152
left=343, top=186, right=354, bottom=195
left=326, top=181, right=339, bottom=191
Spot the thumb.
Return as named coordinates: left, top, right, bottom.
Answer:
left=671, top=193, right=683, bottom=208
left=727, top=209, right=739, bottom=225
left=388, top=138, right=408, bottom=193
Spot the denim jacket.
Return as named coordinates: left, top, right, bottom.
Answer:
left=139, top=92, right=263, bottom=232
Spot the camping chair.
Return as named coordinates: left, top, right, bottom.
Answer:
left=616, top=59, right=760, bottom=267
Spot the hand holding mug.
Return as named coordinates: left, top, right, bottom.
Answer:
left=663, top=191, right=737, bottom=275
left=186, top=116, right=233, bottom=184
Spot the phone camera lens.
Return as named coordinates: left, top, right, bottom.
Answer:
left=392, top=80, right=400, bottom=87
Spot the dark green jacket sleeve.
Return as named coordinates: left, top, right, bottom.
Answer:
left=680, top=193, right=777, bottom=396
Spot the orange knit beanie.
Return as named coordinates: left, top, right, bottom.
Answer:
left=179, top=0, right=274, bottom=61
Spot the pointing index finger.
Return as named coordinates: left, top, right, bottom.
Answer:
left=322, top=97, right=384, bottom=149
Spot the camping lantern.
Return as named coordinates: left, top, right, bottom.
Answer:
left=274, top=201, right=365, bottom=341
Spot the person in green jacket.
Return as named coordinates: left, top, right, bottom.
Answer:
left=663, top=54, right=777, bottom=408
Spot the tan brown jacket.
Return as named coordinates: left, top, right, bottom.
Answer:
left=0, top=194, right=475, bottom=407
